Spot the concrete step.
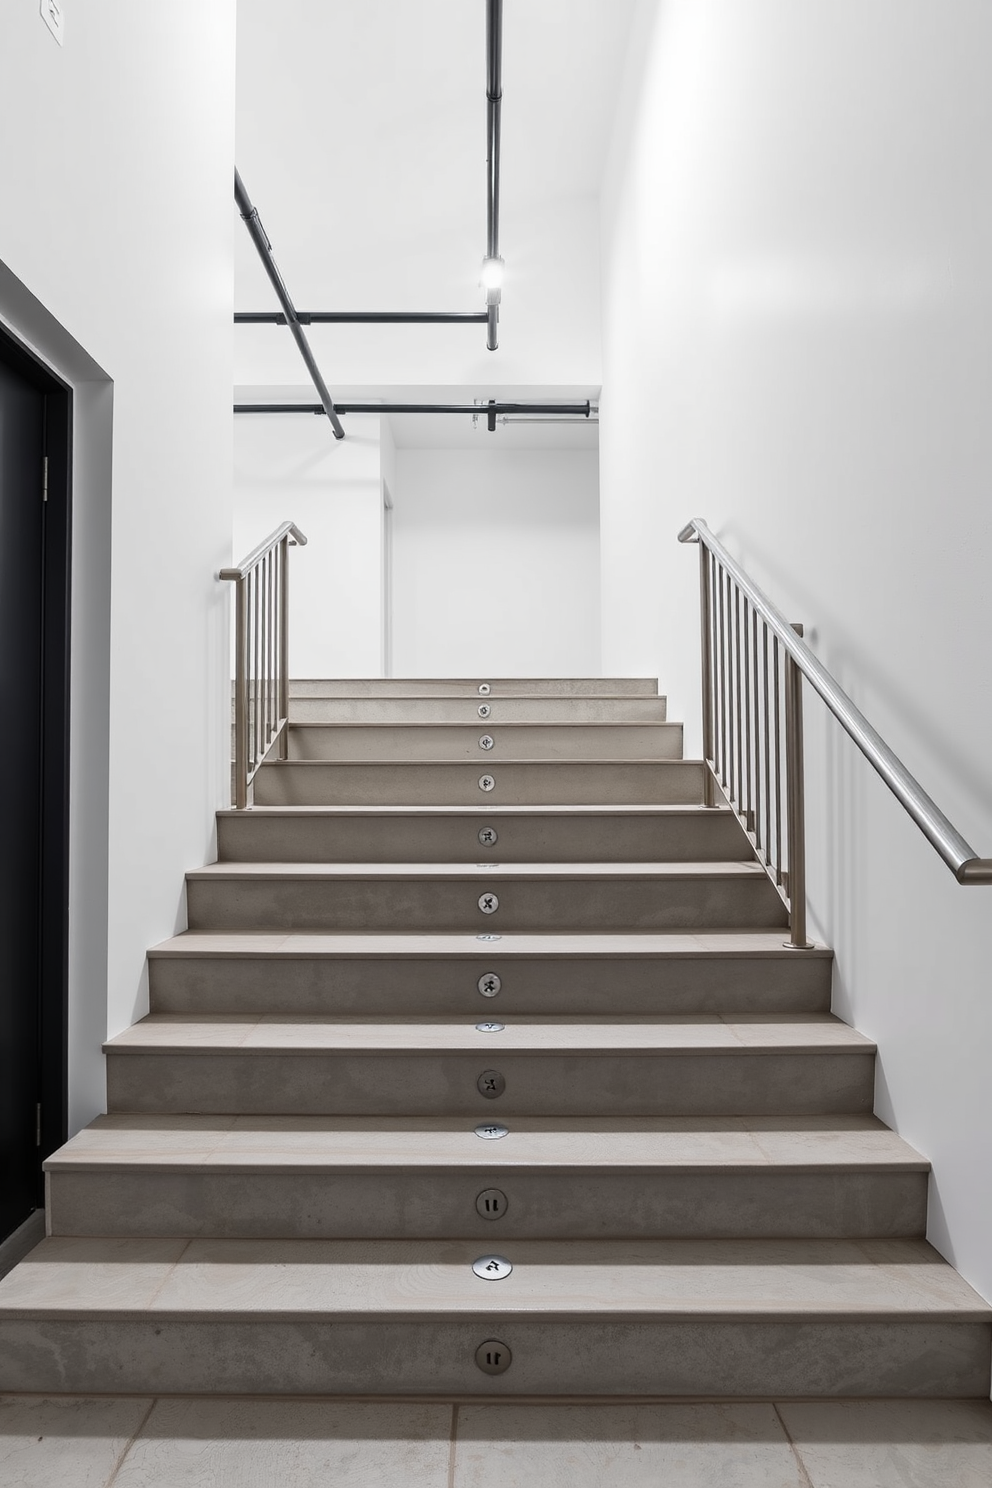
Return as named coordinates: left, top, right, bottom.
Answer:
left=1, top=1236, right=986, bottom=1397
left=252, top=759, right=708, bottom=807
left=45, top=1114, right=928, bottom=1242
left=148, top=931, right=834, bottom=1018
left=290, top=696, right=670, bottom=723
left=104, top=1014, right=875, bottom=1117
left=184, top=861, right=789, bottom=934
left=285, top=722, right=685, bottom=763
left=289, top=678, right=660, bottom=698
left=215, top=806, right=753, bottom=864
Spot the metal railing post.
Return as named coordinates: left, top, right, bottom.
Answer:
left=233, top=577, right=249, bottom=811
left=784, top=624, right=812, bottom=949
left=279, top=536, right=290, bottom=760
left=698, top=543, right=716, bottom=807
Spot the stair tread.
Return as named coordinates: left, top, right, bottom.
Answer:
left=149, top=929, right=830, bottom=958
left=46, top=1113, right=927, bottom=1171
left=106, top=1013, right=872, bottom=1054
left=1, top=1236, right=985, bottom=1321
left=217, top=804, right=731, bottom=817
left=287, top=721, right=682, bottom=731
left=186, top=860, right=766, bottom=881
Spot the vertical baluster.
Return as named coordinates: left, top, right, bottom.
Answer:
left=752, top=608, right=761, bottom=849
left=266, top=549, right=274, bottom=751
left=246, top=567, right=254, bottom=771
left=773, top=640, right=782, bottom=885
left=762, top=620, right=771, bottom=868
left=269, top=547, right=276, bottom=748
left=699, top=544, right=715, bottom=806
left=733, top=586, right=742, bottom=812
left=784, top=625, right=812, bottom=949
left=716, top=562, right=725, bottom=785
left=743, top=596, right=753, bottom=831
left=234, top=577, right=248, bottom=810
left=253, top=564, right=262, bottom=773
left=279, top=536, right=290, bottom=759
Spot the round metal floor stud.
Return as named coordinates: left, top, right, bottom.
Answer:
left=473, top=1254, right=513, bottom=1280
left=476, top=1188, right=508, bottom=1220
left=478, top=825, right=498, bottom=848
left=475, top=1122, right=508, bottom=1139
left=476, top=934, right=501, bottom=942
left=478, top=972, right=502, bottom=996
left=479, top=734, right=495, bottom=751
left=477, top=1068, right=506, bottom=1098
left=478, top=683, right=491, bottom=695
left=476, top=1021, right=504, bottom=1032
left=478, top=892, right=499, bottom=914
left=475, top=1339, right=512, bottom=1375
left=479, top=774, right=496, bottom=792
left=478, top=703, right=492, bottom=719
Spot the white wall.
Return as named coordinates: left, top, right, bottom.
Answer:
left=234, top=414, right=384, bottom=677
left=392, top=449, right=600, bottom=677
left=0, top=1, right=236, bottom=1128
left=600, top=0, right=992, bottom=1299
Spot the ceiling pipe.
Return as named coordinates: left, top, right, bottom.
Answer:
left=235, top=3, right=505, bottom=358
left=234, top=169, right=345, bottom=439
left=485, top=0, right=503, bottom=351
left=235, top=311, right=489, bottom=326
left=234, top=400, right=593, bottom=432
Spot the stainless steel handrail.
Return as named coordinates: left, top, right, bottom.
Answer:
left=219, top=521, right=307, bottom=582
left=680, top=518, right=992, bottom=890
left=220, top=522, right=307, bottom=809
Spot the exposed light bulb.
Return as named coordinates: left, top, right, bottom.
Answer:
left=480, top=256, right=505, bottom=290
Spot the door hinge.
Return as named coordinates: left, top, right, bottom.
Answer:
left=36, top=1104, right=42, bottom=1146
left=42, top=456, right=49, bottom=503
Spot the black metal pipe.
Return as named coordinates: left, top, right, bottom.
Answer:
left=233, top=170, right=346, bottom=439
left=234, top=401, right=592, bottom=419
left=235, top=310, right=489, bottom=325
left=485, top=0, right=503, bottom=351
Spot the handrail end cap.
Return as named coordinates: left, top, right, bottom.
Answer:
left=956, top=857, right=992, bottom=885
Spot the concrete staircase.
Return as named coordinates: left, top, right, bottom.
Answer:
left=0, top=677, right=988, bottom=1398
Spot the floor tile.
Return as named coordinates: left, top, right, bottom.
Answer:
left=453, top=1403, right=807, bottom=1487
left=779, top=1399, right=992, bottom=1487
left=0, top=1395, right=152, bottom=1488
left=112, top=1399, right=452, bottom=1488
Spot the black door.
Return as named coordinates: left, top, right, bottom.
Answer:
left=0, top=330, right=70, bottom=1245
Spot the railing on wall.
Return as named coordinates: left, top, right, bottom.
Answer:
left=680, top=518, right=992, bottom=948
left=220, top=522, right=307, bottom=809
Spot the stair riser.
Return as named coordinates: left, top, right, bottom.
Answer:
left=252, top=761, right=706, bottom=807
left=47, top=1168, right=927, bottom=1242
left=286, top=724, right=684, bottom=763
left=149, top=954, right=832, bottom=1017
left=290, top=697, right=670, bottom=723
left=185, top=877, right=788, bottom=933
left=215, top=811, right=750, bottom=864
left=2, top=1318, right=985, bottom=1397
left=290, top=679, right=660, bottom=697
left=106, top=1051, right=875, bottom=1117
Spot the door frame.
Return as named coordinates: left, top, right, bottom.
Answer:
left=0, top=322, right=72, bottom=1201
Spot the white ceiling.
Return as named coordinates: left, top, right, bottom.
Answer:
left=235, top=0, right=636, bottom=445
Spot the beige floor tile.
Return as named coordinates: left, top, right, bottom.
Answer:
left=454, top=1402, right=807, bottom=1487
left=113, top=1399, right=452, bottom=1488
left=778, top=1399, right=992, bottom=1487
left=0, top=1395, right=153, bottom=1488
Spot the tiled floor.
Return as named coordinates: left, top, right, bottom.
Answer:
left=1, top=1397, right=991, bottom=1487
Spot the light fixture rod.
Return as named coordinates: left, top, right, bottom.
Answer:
left=485, top=0, right=503, bottom=351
